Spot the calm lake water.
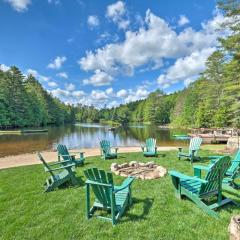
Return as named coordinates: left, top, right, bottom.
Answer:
left=0, top=123, right=189, bottom=157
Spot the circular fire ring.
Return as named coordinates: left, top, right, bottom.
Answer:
left=110, top=161, right=167, bottom=180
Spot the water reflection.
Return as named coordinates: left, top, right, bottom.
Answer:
left=0, top=123, right=189, bottom=157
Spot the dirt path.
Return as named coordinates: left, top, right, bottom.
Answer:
left=0, top=146, right=177, bottom=170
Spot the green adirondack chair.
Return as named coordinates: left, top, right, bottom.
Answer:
left=57, top=144, right=85, bottom=167
left=100, top=140, right=118, bottom=160
left=209, top=149, right=240, bottom=189
left=178, top=137, right=202, bottom=163
left=37, top=152, right=78, bottom=192
left=141, top=138, right=157, bottom=157
left=169, top=156, right=236, bottom=218
left=84, top=167, right=135, bottom=225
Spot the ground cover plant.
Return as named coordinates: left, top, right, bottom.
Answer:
left=0, top=150, right=239, bottom=240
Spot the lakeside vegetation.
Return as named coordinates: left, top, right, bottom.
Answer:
left=1, top=0, right=239, bottom=129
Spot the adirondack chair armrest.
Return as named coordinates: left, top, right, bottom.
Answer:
left=141, top=145, right=146, bottom=151
left=193, top=165, right=211, bottom=171
left=190, top=149, right=196, bottom=156
left=114, top=177, right=135, bottom=193
left=169, top=170, right=208, bottom=184
left=59, top=154, right=76, bottom=157
left=112, top=147, right=118, bottom=153
left=48, top=160, right=71, bottom=166
left=69, top=151, right=85, bottom=154
left=47, top=164, right=75, bottom=172
left=193, top=165, right=211, bottom=178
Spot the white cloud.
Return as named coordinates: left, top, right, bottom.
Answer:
left=106, top=1, right=129, bottom=29
left=157, top=47, right=215, bottom=88
left=57, top=72, right=68, bottom=79
left=117, top=89, right=128, bottom=98
left=47, top=56, right=66, bottom=69
left=0, top=64, right=10, bottom=72
left=88, top=15, right=100, bottom=28
left=72, top=90, right=85, bottom=98
left=116, top=86, right=149, bottom=103
left=83, top=69, right=113, bottom=86
left=106, top=1, right=125, bottom=20
left=51, top=88, right=70, bottom=98
left=26, top=69, right=50, bottom=82
left=48, top=81, right=58, bottom=87
left=79, top=9, right=226, bottom=88
left=91, top=90, right=108, bottom=101
left=48, top=0, right=60, bottom=4
left=5, top=0, right=31, bottom=12
left=65, top=83, right=75, bottom=91
left=178, top=15, right=190, bottom=26
left=105, top=87, right=113, bottom=95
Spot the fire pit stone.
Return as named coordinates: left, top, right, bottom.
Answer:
left=110, top=161, right=167, bottom=180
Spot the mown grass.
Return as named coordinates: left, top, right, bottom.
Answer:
left=0, top=150, right=239, bottom=240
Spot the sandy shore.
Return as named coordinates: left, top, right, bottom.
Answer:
left=0, top=146, right=178, bottom=170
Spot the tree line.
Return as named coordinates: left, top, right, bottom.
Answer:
left=0, top=66, right=75, bottom=128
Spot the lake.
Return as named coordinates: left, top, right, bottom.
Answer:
left=0, top=123, right=189, bottom=157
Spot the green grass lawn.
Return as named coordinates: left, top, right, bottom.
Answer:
left=0, top=150, right=239, bottom=240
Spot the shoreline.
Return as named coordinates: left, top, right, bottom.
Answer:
left=0, top=146, right=178, bottom=170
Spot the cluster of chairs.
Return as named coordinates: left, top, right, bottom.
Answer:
left=37, top=137, right=240, bottom=225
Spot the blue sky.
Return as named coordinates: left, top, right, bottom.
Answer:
left=0, top=0, right=224, bottom=108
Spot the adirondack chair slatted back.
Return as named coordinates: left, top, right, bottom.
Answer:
left=146, top=138, right=156, bottom=152
left=57, top=144, right=71, bottom=161
left=188, top=137, right=202, bottom=156
left=84, top=168, right=114, bottom=208
left=228, top=149, right=240, bottom=174
left=100, top=140, right=111, bottom=155
left=199, top=156, right=231, bottom=195
left=37, top=152, right=55, bottom=178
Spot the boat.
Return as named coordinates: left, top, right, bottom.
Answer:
left=173, top=135, right=191, bottom=140
left=22, top=129, right=48, bottom=134
left=0, top=129, right=48, bottom=135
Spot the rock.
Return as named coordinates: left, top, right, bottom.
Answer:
left=129, top=161, right=137, bottom=166
left=156, top=166, right=167, bottom=177
left=110, top=163, right=119, bottom=171
left=227, top=137, right=240, bottom=150
left=229, top=215, right=240, bottom=240
left=139, top=163, right=145, bottom=167
left=119, top=163, right=129, bottom=168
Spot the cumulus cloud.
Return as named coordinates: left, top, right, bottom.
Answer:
left=48, top=81, right=58, bottom=87
left=83, top=69, right=113, bottom=86
left=0, top=64, right=10, bottom=72
left=65, top=83, right=75, bottom=91
left=79, top=9, right=226, bottom=88
left=57, top=72, right=68, bottom=79
left=117, top=89, right=128, bottom=98
left=106, top=1, right=129, bottom=29
left=26, top=69, right=50, bottom=82
left=47, top=56, right=66, bottom=69
left=157, top=47, right=215, bottom=88
left=5, top=0, right=31, bottom=12
left=72, top=90, right=85, bottom=98
left=178, top=15, right=190, bottom=26
left=105, top=87, right=113, bottom=95
left=87, top=15, right=100, bottom=28
left=116, top=86, right=149, bottom=103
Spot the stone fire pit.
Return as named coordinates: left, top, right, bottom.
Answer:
left=110, top=161, right=167, bottom=180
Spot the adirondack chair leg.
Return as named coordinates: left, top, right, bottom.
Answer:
left=128, top=186, right=132, bottom=205
left=171, top=176, right=182, bottom=199
left=86, top=183, right=91, bottom=219
left=193, top=196, right=219, bottom=218
left=110, top=190, right=117, bottom=225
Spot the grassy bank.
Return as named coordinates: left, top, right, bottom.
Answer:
left=0, top=151, right=239, bottom=240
